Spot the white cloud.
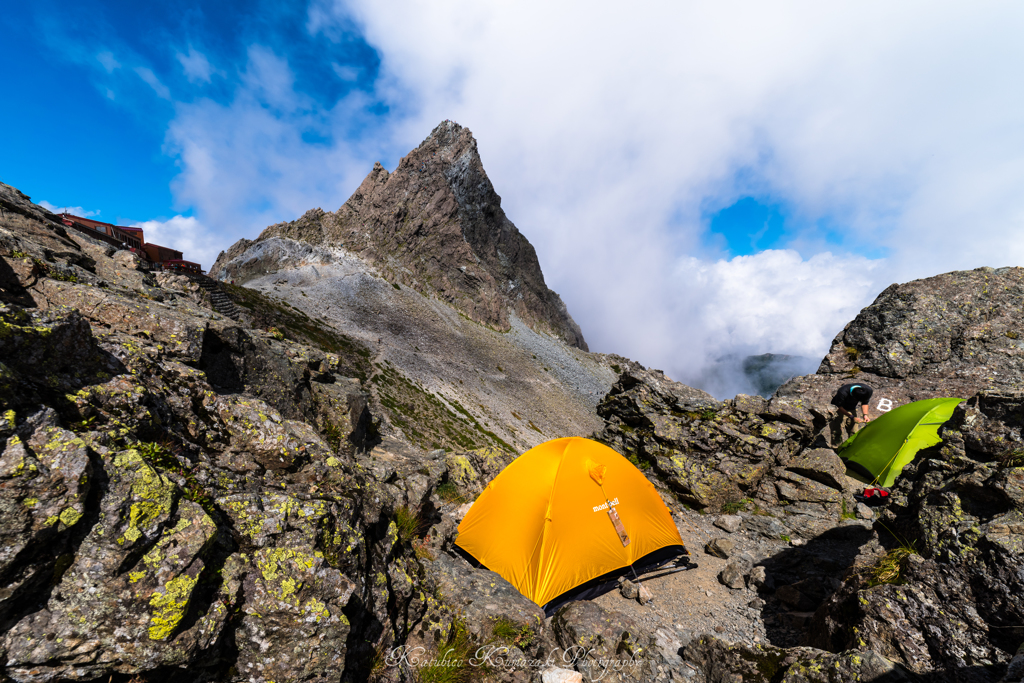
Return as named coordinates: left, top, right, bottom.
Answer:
left=331, top=62, right=360, bottom=82
left=38, top=200, right=100, bottom=218
left=134, top=66, right=171, bottom=100
left=670, top=250, right=881, bottom=370
left=161, top=44, right=390, bottom=254
left=176, top=46, right=216, bottom=84
left=130, top=216, right=220, bottom=272
left=324, top=0, right=1024, bottom=379
left=241, top=46, right=305, bottom=112
left=96, top=51, right=120, bottom=73
left=154, top=1, right=1024, bottom=395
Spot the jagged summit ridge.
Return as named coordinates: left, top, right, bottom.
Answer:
left=213, top=121, right=587, bottom=350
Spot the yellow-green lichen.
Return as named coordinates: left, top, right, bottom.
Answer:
left=304, top=597, right=330, bottom=622
left=114, top=449, right=176, bottom=545
left=148, top=573, right=199, bottom=640
left=59, top=507, right=82, bottom=527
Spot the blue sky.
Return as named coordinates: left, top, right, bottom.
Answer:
left=1, top=0, right=384, bottom=222
left=3, top=1, right=1023, bottom=394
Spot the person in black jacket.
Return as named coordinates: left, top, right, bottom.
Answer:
left=831, top=383, right=874, bottom=424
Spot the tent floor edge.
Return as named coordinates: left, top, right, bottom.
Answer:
left=541, top=545, right=688, bottom=618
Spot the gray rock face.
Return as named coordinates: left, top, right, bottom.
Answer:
left=551, top=601, right=669, bottom=682
left=0, top=189, right=503, bottom=682
left=780, top=267, right=1024, bottom=417
left=596, top=368, right=851, bottom=525
left=683, top=636, right=912, bottom=683
left=809, top=391, right=1024, bottom=681
left=212, top=121, right=588, bottom=350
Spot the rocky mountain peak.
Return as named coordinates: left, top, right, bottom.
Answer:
left=214, top=121, right=587, bottom=350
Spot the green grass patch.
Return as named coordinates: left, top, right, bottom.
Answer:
left=395, top=506, right=426, bottom=544
left=722, top=498, right=752, bottom=514
left=867, top=544, right=917, bottom=587
left=372, top=361, right=513, bottom=453
left=417, top=618, right=483, bottom=683
left=841, top=499, right=858, bottom=520
left=626, top=452, right=651, bottom=471
left=435, top=481, right=465, bottom=505
left=490, top=615, right=534, bottom=649
left=998, top=448, right=1024, bottom=469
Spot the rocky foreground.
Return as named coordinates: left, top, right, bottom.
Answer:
left=4, top=151, right=1024, bottom=681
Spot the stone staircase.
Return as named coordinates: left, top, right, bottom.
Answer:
left=189, top=275, right=242, bottom=321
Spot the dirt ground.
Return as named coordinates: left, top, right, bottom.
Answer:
left=591, top=508, right=773, bottom=658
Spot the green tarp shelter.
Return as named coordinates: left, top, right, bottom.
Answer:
left=838, top=397, right=964, bottom=488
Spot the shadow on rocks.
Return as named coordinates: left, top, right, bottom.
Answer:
left=756, top=522, right=879, bottom=647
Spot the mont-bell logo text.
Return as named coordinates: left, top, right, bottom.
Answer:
left=592, top=498, right=619, bottom=512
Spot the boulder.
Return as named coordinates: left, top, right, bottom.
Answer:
left=785, top=448, right=848, bottom=491
left=683, top=635, right=911, bottom=683
left=714, top=514, right=743, bottom=532
left=719, top=563, right=746, bottom=590
left=422, top=552, right=545, bottom=655
left=705, top=537, right=737, bottom=559
left=551, top=601, right=668, bottom=683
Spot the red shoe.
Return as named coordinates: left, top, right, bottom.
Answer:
left=856, top=488, right=890, bottom=506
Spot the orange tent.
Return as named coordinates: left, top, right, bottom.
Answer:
left=455, top=437, right=684, bottom=607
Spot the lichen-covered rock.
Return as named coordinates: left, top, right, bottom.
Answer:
left=780, top=267, right=1024, bottom=417
left=682, top=636, right=911, bottom=682
left=2, top=485, right=223, bottom=682
left=809, top=392, right=1024, bottom=680
left=596, top=366, right=840, bottom=522
left=0, top=423, right=92, bottom=624
left=551, top=600, right=668, bottom=682
left=0, top=304, right=123, bottom=414
left=443, top=445, right=515, bottom=496
left=235, top=547, right=355, bottom=683
left=214, top=396, right=334, bottom=472
left=421, top=552, right=545, bottom=655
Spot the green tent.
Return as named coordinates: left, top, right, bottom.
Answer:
left=838, top=397, right=964, bottom=488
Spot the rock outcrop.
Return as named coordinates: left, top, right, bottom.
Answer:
left=212, top=121, right=587, bottom=350
left=8, top=166, right=1024, bottom=682
left=779, top=267, right=1024, bottom=414
left=594, top=267, right=1024, bottom=682
left=596, top=362, right=853, bottom=523
left=0, top=183, right=568, bottom=682
left=808, top=391, right=1024, bottom=681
